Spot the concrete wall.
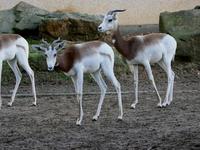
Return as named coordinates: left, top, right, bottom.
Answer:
left=0, top=0, right=199, bottom=25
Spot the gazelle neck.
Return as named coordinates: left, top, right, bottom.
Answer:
left=54, top=51, right=75, bottom=74
left=112, top=27, right=130, bottom=59
left=53, top=56, right=62, bottom=71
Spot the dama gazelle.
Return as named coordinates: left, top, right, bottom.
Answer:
left=0, top=34, right=37, bottom=108
left=32, top=38, right=123, bottom=125
left=98, top=10, right=177, bottom=108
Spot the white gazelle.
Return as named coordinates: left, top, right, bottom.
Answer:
left=0, top=34, right=37, bottom=108
left=32, top=38, right=123, bottom=125
left=98, top=10, right=177, bottom=108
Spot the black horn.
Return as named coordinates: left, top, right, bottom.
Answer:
left=107, top=9, right=126, bottom=15
left=41, top=39, right=50, bottom=46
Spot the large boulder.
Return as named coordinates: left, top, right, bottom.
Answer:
left=0, top=10, right=15, bottom=33
left=39, top=12, right=102, bottom=41
left=0, top=1, right=48, bottom=36
left=13, top=1, right=48, bottom=35
left=0, top=1, right=102, bottom=40
left=159, top=7, right=200, bottom=62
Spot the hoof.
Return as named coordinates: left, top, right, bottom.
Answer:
left=32, top=102, right=37, bottom=106
left=117, top=116, right=123, bottom=120
left=167, top=101, right=171, bottom=106
left=7, top=102, right=12, bottom=107
left=76, top=119, right=81, bottom=126
left=92, top=115, right=98, bottom=121
left=162, top=102, right=168, bottom=107
left=131, top=103, right=136, bottom=109
left=157, top=103, right=162, bottom=108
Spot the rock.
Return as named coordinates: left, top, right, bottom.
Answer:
left=194, top=6, right=200, bottom=9
left=13, top=1, right=48, bottom=35
left=0, top=1, right=102, bottom=40
left=159, top=8, right=200, bottom=62
left=0, top=10, right=15, bottom=33
left=0, top=1, right=48, bottom=36
left=39, top=12, right=102, bottom=41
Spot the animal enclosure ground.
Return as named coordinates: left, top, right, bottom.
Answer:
left=0, top=63, right=200, bottom=150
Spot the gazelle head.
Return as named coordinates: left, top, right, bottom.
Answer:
left=32, top=38, right=65, bottom=71
left=98, top=9, right=126, bottom=33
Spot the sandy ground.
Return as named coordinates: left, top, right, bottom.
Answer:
left=0, top=63, right=200, bottom=150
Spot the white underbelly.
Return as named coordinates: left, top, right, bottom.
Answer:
left=82, top=55, right=101, bottom=73
left=127, top=48, right=163, bottom=65
left=0, top=47, right=17, bottom=60
left=149, top=52, right=162, bottom=64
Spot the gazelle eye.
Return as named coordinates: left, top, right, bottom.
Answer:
left=44, top=54, right=47, bottom=57
left=54, top=54, right=57, bottom=57
left=108, top=19, right=113, bottom=22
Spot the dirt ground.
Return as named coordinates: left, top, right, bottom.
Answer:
left=0, top=63, right=200, bottom=150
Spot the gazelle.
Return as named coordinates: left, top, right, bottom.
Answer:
left=0, top=34, right=37, bottom=108
left=32, top=38, right=123, bottom=125
left=98, top=10, right=177, bottom=108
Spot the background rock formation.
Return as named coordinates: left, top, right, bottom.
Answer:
left=160, top=7, right=200, bottom=62
left=0, top=1, right=102, bottom=41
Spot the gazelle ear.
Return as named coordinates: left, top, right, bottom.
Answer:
left=31, top=44, right=46, bottom=52
left=54, top=41, right=65, bottom=51
left=112, top=13, right=117, bottom=20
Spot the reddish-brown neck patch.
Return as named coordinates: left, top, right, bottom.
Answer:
left=0, top=34, right=21, bottom=49
left=112, top=28, right=140, bottom=60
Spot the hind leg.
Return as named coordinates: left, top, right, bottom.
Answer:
left=102, top=65, right=123, bottom=119
left=91, top=70, right=107, bottom=121
left=0, top=61, right=2, bottom=109
left=7, top=59, right=22, bottom=106
left=129, top=65, right=139, bottom=109
left=158, top=60, right=174, bottom=106
left=16, top=52, right=37, bottom=106
left=168, top=70, right=175, bottom=104
left=144, top=62, right=162, bottom=107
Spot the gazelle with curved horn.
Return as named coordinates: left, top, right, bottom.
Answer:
left=0, top=34, right=37, bottom=108
left=98, top=10, right=177, bottom=108
left=32, top=38, right=123, bottom=125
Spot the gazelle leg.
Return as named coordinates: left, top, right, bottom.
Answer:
left=103, top=68, right=123, bottom=120
left=99, top=72, right=107, bottom=90
left=91, top=70, right=107, bottom=121
left=165, top=61, right=175, bottom=106
left=158, top=61, right=174, bottom=106
left=7, top=59, right=22, bottom=106
left=111, top=75, right=123, bottom=120
left=0, top=61, right=2, bottom=109
left=71, top=75, right=77, bottom=94
left=129, top=65, right=139, bottom=109
left=168, top=70, right=175, bottom=105
left=17, top=53, right=37, bottom=106
left=144, top=62, right=162, bottom=107
left=74, top=70, right=84, bottom=125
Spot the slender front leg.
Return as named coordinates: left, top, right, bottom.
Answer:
left=0, top=61, right=2, bottom=109
left=7, top=59, right=22, bottom=106
left=129, top=65, right=139, bottom=109
left=91, top=71, right=107, bottom=121
left=71, top=76, right=77, bottom=94
left=144, top=62, right=162, bottom=107
left=75, top=71, right=84, bottom=125
left=17, top=53, right=37, bottom=106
